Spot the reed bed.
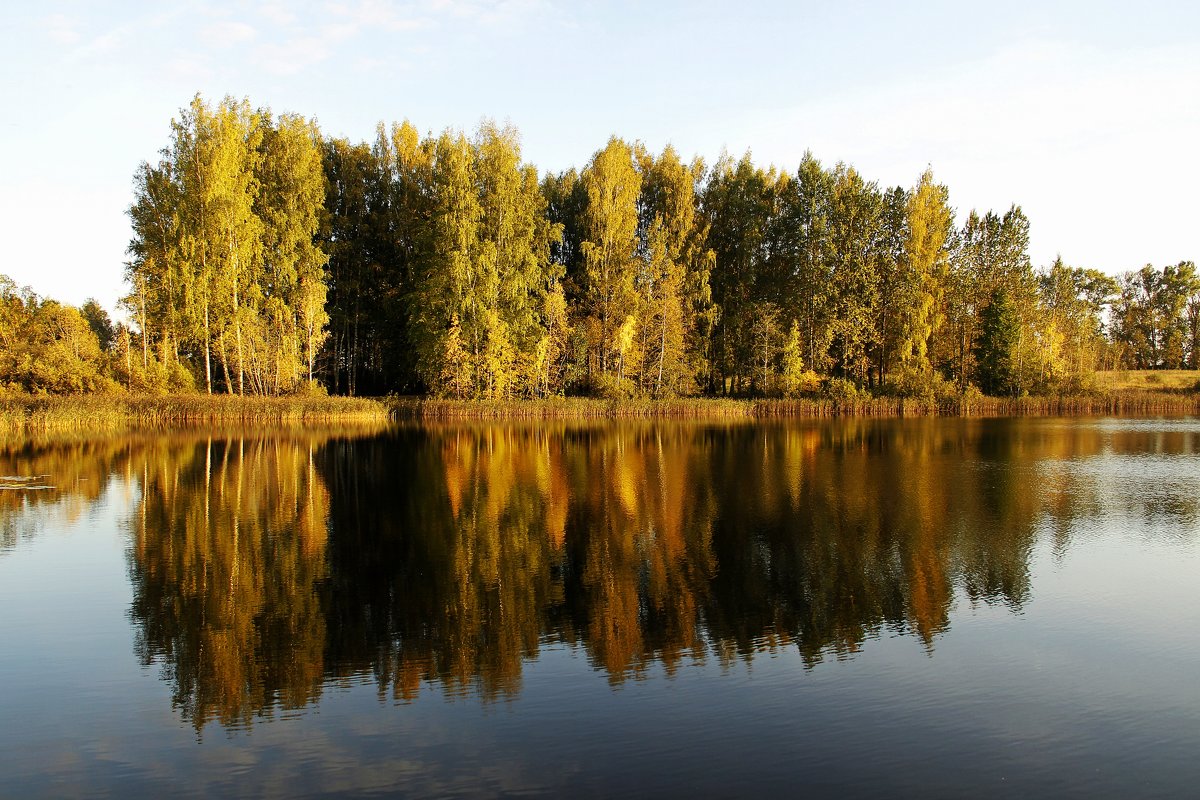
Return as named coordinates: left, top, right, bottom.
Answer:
left=388, top=396, right=755, bottom=420
left=127, top=395, right=388, bottom=425
left=2, top=390, right=1196, bottom=438
left=953, top=392, right=1200, bottom=417
left=0, top=394, right=390, bottom=438
left=756, top=393, right=1200, bottom=418
left=390, top=391, right=1200, bottom=421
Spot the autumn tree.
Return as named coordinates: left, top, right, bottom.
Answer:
left=826, top=164, right=883, bottom=384
left=701, top=154, right=779, bottom=393
left=898, top=168, right=953, bottom=376
left=127, top=94, right=330, bottom=395
left=411, top=130, right=483, bottom=396
left=0, top=278, right=116, bottom=394
left=1183, top=263, right=1200, bottom=368
left=1110, top=261, right=1200, bottom=369
left=126, top=158, right=191, bottom=389
left=256, top=111, right=329, bottom=389
left=945, top=206, right=1035, bottom=387
left=579, top=137, right=643, bottom=392
left=636, top=146, right=713, bottom=396
left=472, top=121, right=562, bottom=398
left=1036, top=257, right=1117, bottom=390
left=773, top=153, right=835, bottom=375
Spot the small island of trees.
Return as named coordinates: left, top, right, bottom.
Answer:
left=2, top=94, right=1198, bottom=413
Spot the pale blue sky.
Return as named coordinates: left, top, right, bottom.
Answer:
left=2, top=1, right=1197, bottom=314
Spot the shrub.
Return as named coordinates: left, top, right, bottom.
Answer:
left=959, top=384, right=985, bottom=414
left=291, top=379, right=328, bottom=397
left=883, top=366, right=957, bottom=404
left=823, top=377, right=865, bottom=404
left=167, top=361, right=196, bottom=393
left=782, top=369, right=822, bottom=397
left=593, top=373, right=637, bottom=400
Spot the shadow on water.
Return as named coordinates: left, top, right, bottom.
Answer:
left=2, top=416, right=1197, bottom=731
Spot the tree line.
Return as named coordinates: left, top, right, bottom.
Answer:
left=2, top=94, right=1198, bottom=397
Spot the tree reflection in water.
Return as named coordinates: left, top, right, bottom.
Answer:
left=127, top=433, right=334, bottom=729
left=3, top=417, right=1190, bottom=729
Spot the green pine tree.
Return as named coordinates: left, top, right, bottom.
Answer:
left=974, top=288, right=1019, bottom=396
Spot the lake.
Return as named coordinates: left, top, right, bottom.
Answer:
left=1, top=417, right=1198, bottom=797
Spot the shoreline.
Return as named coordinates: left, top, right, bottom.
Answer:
left=389, top=393, right=1200, bottom=420
left=2, top=391, right=1199, bottom=438
left=0, top=395, right=390, bottom=438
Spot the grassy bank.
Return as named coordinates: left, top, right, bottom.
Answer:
left=387, top=397, right=753, bottom=420
left=1095, top=370, right=1200, bottom=392
left=2, top=390, right=1197, bottom=438
left=0, top=394, right=390, bottom=438
left=389, top=391, right=1200, bottom=421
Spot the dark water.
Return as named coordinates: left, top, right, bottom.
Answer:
left=1, top=417, right=1198, bottom=798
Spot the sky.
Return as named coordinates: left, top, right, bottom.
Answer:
left=1, top=0, right=1197, bottom=315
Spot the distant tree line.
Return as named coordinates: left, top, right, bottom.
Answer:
left=2, top=94, right=1197, bottom=397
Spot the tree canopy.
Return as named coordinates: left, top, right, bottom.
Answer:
left=5, top=94, right=1195, bottom=399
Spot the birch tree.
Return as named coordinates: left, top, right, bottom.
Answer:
left=580, top=137, right=642, bottom=389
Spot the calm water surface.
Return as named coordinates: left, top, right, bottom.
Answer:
left=1, top=417, right=1198, bottom=798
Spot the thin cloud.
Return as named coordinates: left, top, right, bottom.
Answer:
left=200, top=20, right=258, bottom=49
left=167, top=56, right=216, bottom=82
left=186, top=0, right=558, bottom=79
left=257, top=1, right=298, bottom=27
left=331, top=0, right=432, bottom=33
left=65, top=31, right=123, bottom=62
left=45, top=13, right=82, bottom=46
left=426, top=0, right=558, bottom=28
left=257, top=35, right=339, bottom=76
left=61, top=7, right=189, bottom=65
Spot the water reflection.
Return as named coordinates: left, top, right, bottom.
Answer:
left=2, top=417, right=1197, bottom=730
left=0, top=437, right=133, bottom=553
left=128, top=434, right=333, bottom=729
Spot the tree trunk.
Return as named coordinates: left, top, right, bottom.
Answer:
left=218, top=334, right=234, bottom=394
left=657, top=307, right=667, bottom=397
left=203, top=302, right=213, bottom=394
left=140, top=280, right=149, bottom=371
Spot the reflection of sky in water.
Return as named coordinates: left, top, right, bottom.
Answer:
left=1028, top=418, right=1200, bottom=536
left=0, top=420, right=1198, bottom=798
